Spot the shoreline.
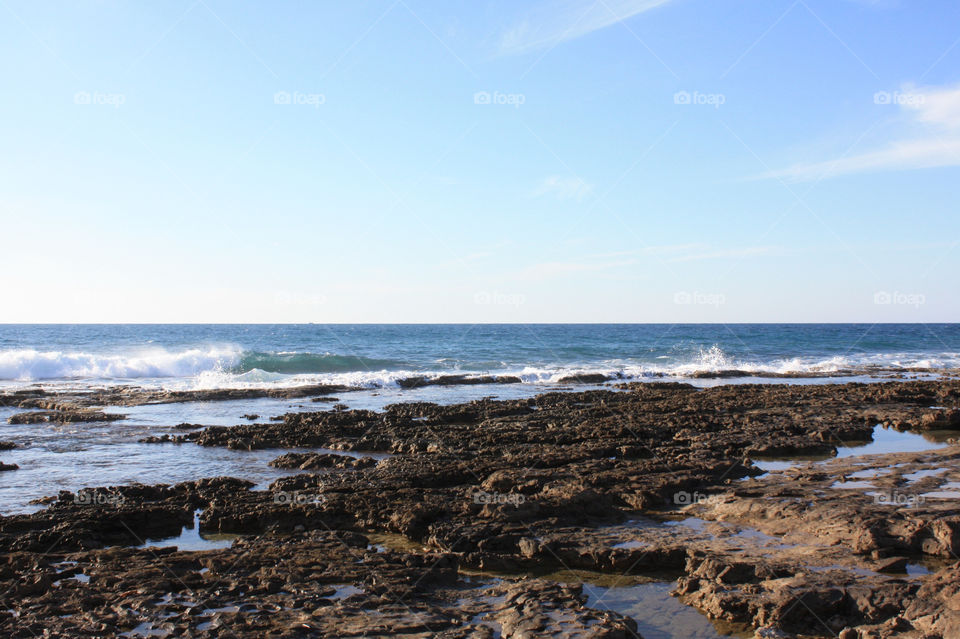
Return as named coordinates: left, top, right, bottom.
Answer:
left=2, top=379, right=960, bottom=637
left=2, top=363, right=956, bottom=403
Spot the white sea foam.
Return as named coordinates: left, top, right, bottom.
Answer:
left=2, top=344, right=958, bottom=390
left=165, top=368, right=437, bottom=392
left=177, top=351, right=959, bottom=391
left=0, top=346, right=242, bottom=381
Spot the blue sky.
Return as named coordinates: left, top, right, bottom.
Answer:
left=1, top=0, right=958, bottom=322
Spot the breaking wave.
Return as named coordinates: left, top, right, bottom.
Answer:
left=2, top=343, right=958, bottom=389
left=0, top=346, right=243, bottom=381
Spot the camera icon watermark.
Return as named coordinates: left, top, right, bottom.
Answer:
left=873, top=491, right=924, bottom=509
left=673, top=291, right=726, bottom=307
left=673, top=491, right=721, bottom=506
left=473, top=490, right=526, bottom=507
left=873, top=291, right=925, bottom=308
left=474, top=291, right=526, bottom=307
left=274, top=90, right=325, bottom=108
left=74, top=490, right=125, bottom=507
left=673, top=90, right=725, bottom=108
left=473, top=90, right=525, bottom=108
left=74, top=91, right=125, bottom=108
left=273, top=491, right=325, bottom=506
left=873, top=90, right=925, bottom=107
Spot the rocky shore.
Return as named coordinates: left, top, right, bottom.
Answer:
left=2, top=380, right=960, bottom=637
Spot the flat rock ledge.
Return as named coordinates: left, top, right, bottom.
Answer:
left=3, top=379, right=960, bottom=637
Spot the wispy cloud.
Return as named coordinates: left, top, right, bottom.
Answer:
left=764, top=82, right=960, bottom=182
left=904, top=83, right=960, bottom=129
left=532, top=175, right=594, bottom=201
left=498, top=0, right=675, bottom=56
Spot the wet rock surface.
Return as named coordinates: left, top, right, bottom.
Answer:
left=669, top=445, right=960, bottom=637
left=0, top=527, right=640, bottom=638
left=0, top=384, right=354, bottom=410
left=8, top=409, right=126, bottom=424
left=396, top=374, right=524, bottom=388
left=268, top=452, right=380, bottom=471
left=2, top=380, right=960, bottom=637
left=0, top=478, right=252, bottom=553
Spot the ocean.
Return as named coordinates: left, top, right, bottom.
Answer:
left=2, top=323, right=959, bottom=390
left=1, top=323, right=957, bottom=514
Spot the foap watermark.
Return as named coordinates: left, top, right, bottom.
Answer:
left=74, top=490, right=125, bottom=507
left=473, top=90, right=525, bottom=108
left=74, top=91, right=125, bottom=108
left=473, top=490, right=526, bottom=507
left=274, top=90, right=325, bottom=108
left=474, top=291, right=526, bottom=307
left=874, top=291, right=925, bottom=308
left=674, top=291, right=726, bottom=307
left=673, top=491, right=723, bottom=506
left=674, top=90, right=725, bottom=108
left=873, top=90, right=925, bottom=107
left=874, top=491, right=925, bottom=509
left=273, top=491, right=325, bottom=506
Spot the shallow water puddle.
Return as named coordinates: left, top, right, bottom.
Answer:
left=459, top=561, right=732, bottom=636
left=329, top=585, right=363, bottom=601
left=921, top=481, right=960, bottom=499
left=366, top=531, right=432, bottom=554
left=836, top=426, right=957, bottom=458
left=50, top=559, right=92, bottom=586
left=662, top=516, right=707, bottom=532
left=52, top=572, right=90, bottom=586
left=138, top=510, right=238, bottom=551
left=201, top=605, right=240, bottom=614
left=120, top=621, right=173, bottom=638
left=149, top=592, right=199, bottom=613
left=903, top=468, right=949, bottom=483
left=586, top=581, right=751, bottom=639
left=454, top=588, right=507, bottom=637
left=468, top=612, right=503, bottom=637
left=829, top=480, right=876, bottom=490
left=847, top=466, right=897, bottom=479
left=883, top=556, right=951, bottom=578
left=611, top=540, right=646, bottom=549
left=660, top=517, right=791, bottom=549
left=752, top=425, right=959, bottom=474
left=0, top=423, right=392, bottom=515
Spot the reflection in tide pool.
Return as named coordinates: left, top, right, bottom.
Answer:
left=586, top=581, right=751, bottom=639
left=835, top=425, right=956, bottom=458
left=0, top=415, right=387, bottom=516
left=751, top=424, right=959, bottom=473
left=0, top=382, right=556, bottom=515
left=138, top=510, right=238, bottom=552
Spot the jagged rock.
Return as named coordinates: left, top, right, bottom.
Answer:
left=268, top=452, right=378, bottom=470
